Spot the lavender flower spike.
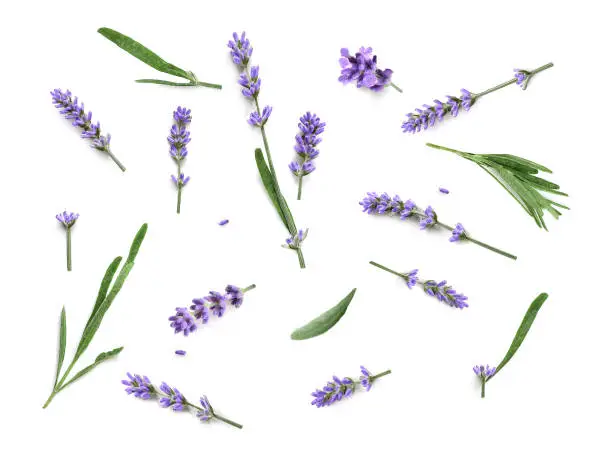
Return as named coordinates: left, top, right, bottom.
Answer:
left=56, top=211, right=79, bottom=271
left=290, top=112, right=326, bottom=200
left=311, top=366, right=391, bottom=408
left=370, top=262, right=468, bottom=310
left=401, top=62, right=553, bottom=134
left=228, top=31, right=252, bottom=68
left=473, top=365, right=496, bottom=398
left=171, top=284, right=256, bottom=335
left=168, top=106, right=192, bottom=214
left=338, top=47, right=401, bottom=93
left=50, top=89, right=126, bottom=171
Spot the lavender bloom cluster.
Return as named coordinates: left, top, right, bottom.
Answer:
left=401, top=88, right=474, bottom=134
left=422, top=279, right=469, bottom=309
left=338, top=47, right=394, bottom=92
left=360, top=192, right=439, bottom=230
left=56, top=211, right=79, bottom=228
left=311, top=366, right=390, bottom=408
left=169, top=284, right=255, bottom=336
left=168, top=106, right=192, bottom=209
left=289, top=112, right=326, bottom=198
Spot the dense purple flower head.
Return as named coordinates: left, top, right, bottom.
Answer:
left=238, top=65, right=261, bottom=98
left=423, top=280, right=469, bottom=309
left=450, top=223, right=466, bottom=242
left=338, top=47, right=393, bottom=92
left=419, top=206, right=436, bottom=229
left=359, top=192, right=417, bottom=220
left=405, top=269, right=419, bottom=289
left=289, top=160, right=316, bottom=176
left=56, top=211, right=79, bottom=228
left=473, top=364, right=496, bottom=379
left=169, top=307, right=198, bottom=336
left=228, top=31, right=253, bottom=67
left=225, top=285, right=244, bottom=308
left=402, top=87, right=475, bottom=134
left=159, top=382, right=188, bottom=411
left=206, top=291, right=227, bottom=317
left=359, top=366, right=373, bottom=392
left=196, top=395, right=213, bottom=421
left=285, top=229, right=308, bottom=250
left=173, top=107, right=192, bottom=125
left=190, top=298, right=210, bottom=323
left=247, top=105, right=272, bottom=127
left=122, top=373, right=154, bottom=399
left=290, top=112, right=325, bottom=179
left=311, top=375, right=356, bottom=408
left=171, top=173, right=190, bottom=187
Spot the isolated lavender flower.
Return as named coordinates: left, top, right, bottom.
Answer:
left=401, top=62, right=553, bottom=134
left=50, top=89, right=126, bottom=171
left=290, top=112, right=326, bottom=200
left=122, top=374, right=243, bottom=428
left=311, top=366, right=391, bottom=408
left=360, top=192, right=517, bottom=260
left=168, top=106, right=192, bottom=214
left=175, top=350, right=187, bottom=356
left=338, top=47, right=401, bottom=93
left=284, top=229, right=308, bottom=250
left=171, top=284, right=256, bottom=335
left=228, top=31, right=252, bottom=67
left=247, top=105, right=272, bottom=127
left=473, top=365, right=497, bottom=398
left=218, top=219, right=230, bottom=226
left=56, top=211, right=79, bottom=271
left=439, top=187, right=450, bottom=194
left=450, top=223, right=466, bottom=242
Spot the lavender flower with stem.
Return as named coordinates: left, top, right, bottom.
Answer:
left=290, top=112, right=326, bottom=200
left=473, top=365, right=496, bottom=398
left=370, top=262, right=469, bottom=309
left=170, top=284, right=256, bottom=336
left=50, top=89, right=126, bottom=171
left=122, top=373, right=242, bottom=428
left=56, top=211, right=79, bottom=271
left=401, top=62, right=553, bottom=134
left=338, top=47, right=402, bottom=93
left=168, top=106, right=192, bottom=214
left=228, top=31, right=306, bottom=269
left=360, top=192, right=517, bottom=260
left=311, top=366, right=391, bottom=408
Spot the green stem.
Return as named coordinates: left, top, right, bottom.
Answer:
left=177, top=186, right=182, bottom=214
left=425, top=143, right=462, bottom=154
left=371, top=369, right=392, bottom=381
left=369, top=261, right=406, bottom=279
left=464, top=234, right=517, bottom=260
left=481, top=379, right=486, bottom=398
left=390, top=82, right=403, bottom=93
left=297, top=173, right=303, bottom=200
left=43, top=359, right=77, bottom=408
left=473, top=62, right=554, bottom=99
left=196, top=81, right=223, bottom=89
left=176, top=161, right=182, bottom=214
left=106, top=149, right=126, bottom=172
left=241, top=284, right=256, bottom=293
left=66, top=227, right=72, bottom=272
left=135, top=79, right=222, bottom=89
left=214, top=414, right=243, bottom=429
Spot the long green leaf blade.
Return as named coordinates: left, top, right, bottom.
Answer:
left=59, top=347, right=124, bottom=391
left=98, top=28, right=191, bottom=80
left=54, top=307, right=67, bottom=386
left=90, top=256, right=122, bottom=323
left=291, top=288, right=357, bottom=340
left=135, top=79, right=195, bottom=86
left=255, top=148, right=289, bottom=231
left=126, top=223, right=148, bottom=264
left=485, top=154, right=552, bottom=173
left=488, top=293, right=548, bottom=381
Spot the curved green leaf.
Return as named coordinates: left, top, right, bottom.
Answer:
left=59, top=347, right=124, bottom=391
left=291, top=288, right=357, bottom=340
left=54, top=307, right=67, bottom=386
left=89, top=256, right=122, bottom=325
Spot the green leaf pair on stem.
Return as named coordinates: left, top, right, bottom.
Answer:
left=97, top=28, right=222, bottom=89
left=43, top=223, right=148, bottom=409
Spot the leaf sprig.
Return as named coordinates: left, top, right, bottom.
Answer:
left=97, top=28, right=221, bottom=89
left=426, top=143, right=568, bottom=230
left=43, top=223, right=148, bottom=409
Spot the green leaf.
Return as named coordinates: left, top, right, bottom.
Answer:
left=126, top=223, right=148, bottom=264
left=89, top=256, right=122, bottom=325
left=135, top=79, right=197, bottom=86
left=485, top=154, right=552, bottom=173
left=291, top=288, right=357, bottom=340
left=59, top=347, right=124, bottom=391
left=255, top=148, right=289, bottom=231
left=488, top=293, right=548, bottom=381
left=54, top=307, right=67, bottom=387
left=98, top=27, right=191, bottom=80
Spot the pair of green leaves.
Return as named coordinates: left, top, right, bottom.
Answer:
left=44, top=223, right=148, bottom=408
left=97, top=27, right=221, bottom=89
left=426, top=143, right=569, bottom=230
left=291, top=288, right=357, bottom=340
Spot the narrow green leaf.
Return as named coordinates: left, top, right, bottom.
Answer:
left=291, top=288, right=357, bottom=340
left=255, top=148, right=289, bottom=231
left=488, top=293, right=548, bottom=381
left=59, top=347, right=124, bottom=391
left=126, top=223, right=148, bottom=264
left=135, top=79, right=196, bottom=86
left=90, top=256, right=122, bottom=323
left=54, top=307, right=67, bottom=387
left=98, top=27, right=191, bottom=80
left=485, top=154, right=552, bottom=173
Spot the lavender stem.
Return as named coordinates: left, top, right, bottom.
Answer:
left=297, top=174, right=304, bottom=200
left=481, top=379, right=486, bottom=398
left=474, top=62, right=553, bottom=99
left=371, top=369, right=392, bottom=381
left=213, top=414, right=243, bottom=429
left=66, top=227, right=72, bottom=272
left=369, top=261, right=406, bottom=279
left=106, top=149, right=126, bottom=172
left=390, top=82, right=403, bottom=93
left=241, top=284, right=257, bottom=293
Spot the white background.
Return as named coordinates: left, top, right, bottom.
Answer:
left=1, top=0, right=610, bottom=468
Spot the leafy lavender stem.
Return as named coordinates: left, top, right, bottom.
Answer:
left=474, top=62, right=553, bottom=99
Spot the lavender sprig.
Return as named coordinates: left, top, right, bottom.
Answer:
left=311, top=366, right=391, bottom=408
left=338, top=47, right=402, bottom=93
left=168, top=106, right=192, bottom=214
left=170, top=284, right=256, bottom=336
left=473, top=365, right=496, bottom=398
left=51, top=89, right=126, bottom=171
left=290, top=112, right=326, bottom=200
left=401, top=63, right=553, bottom=134
left=122, top=373, right=242, bottom=429
left=56, top=211, right=79, bottom=271
left=228, top=31, right=306, bottom=269
left=369, top=262, right=469, bottom=309
left=360, top=192, right=517, bottom=260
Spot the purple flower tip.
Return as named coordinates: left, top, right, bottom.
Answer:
left=473, top=364, right=496, bottom=378
left=439, top=187, right=450, bottom=194
left=175, top=350, right=187, bottom=356
left=169, top=307, right=198, bottom=336
left=449, top=223, right=466, bottom=243
left=218, top=219, right=229, bottom=226
left=284, top=229, right=308, bottom=250
left=56, top=211, right=79, bottom=228
left=228, top=31, right=253, bottom=67
left=291, top=112, right=325, bottom=179
left=423, top=279, right=468, bottom=309
left=122, top=373, right=154, bottom=400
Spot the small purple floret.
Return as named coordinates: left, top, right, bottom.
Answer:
left=218, top=219, right=229, bottom=226
left=197, top=395, right=213, bottom=421
left=450, top=223, right=466, bottom=242
left=56, top=211, right=79, bottom=228
left=205, top=291, right=227, bottom=317
left=473, top=364, right=496, bottom=379
left=169, top=307, right=198, bottom=336
left=228, top=32, right=253, bottom=67
left=122, top=373, right=154, bottom=400
left=439, top=187, right=450, bottom=194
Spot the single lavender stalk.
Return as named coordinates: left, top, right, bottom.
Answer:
left=360, top=192, right=517, bottom=260
left=401, top=63, right=553, bottom=134
left=370, top=262, right=469, bottom=309
left=229, top=31, right=306, bottom=269
left=168, top=106, right=192, bottom=214
left=473, top=365, right=496, bottom=398
left=122, top=374, right=242, bottom=428
left=338, top=47, right=401, bottom=93
left=56, top=211, right=79, bottom=271
left=311, top=366, right=391, bottom=408
left=50, top=89, right=126, bottom=171
left=289, top=112, right=326, bottom=200
left=169, top=284, right=256, bottom=336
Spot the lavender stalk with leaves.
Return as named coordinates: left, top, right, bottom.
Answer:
left=168, top=106, right=192, bottom=214
left=43, top=224, right=148, bottom=408
left=360, top=192, right=517, bottom=260
left=289, top=112, right=326, bottom=200
left=56, top=211, right=79, bottom=271
left=338, top=47, right=402, bottom=93
left=123, top=374, right=242, bottom=429
left=228, top=31, right=307, bottom=269
left=98, top=28, right=221, bottom=89
left=401, top=63, right=553, bottom=133
left=311, top=366, right=391, bottom=408
left=51, top=89, right=126, bottom=171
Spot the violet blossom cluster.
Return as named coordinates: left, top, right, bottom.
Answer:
left=56, top=211, right=79, bottom=228
left=401, top=88, right=474, bottom=134
left=473, top=365, right=497, bottom=398
left=311, top=366, right=391, bottom=408
left=168, top=106, right=192, bottom=213
left=289, top=112, right=326, bottom=199
left=359, top=192, right=438, bottom=230
left=338, top=47, right=395, bottom=92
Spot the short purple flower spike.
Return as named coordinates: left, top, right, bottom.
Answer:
left=169, top=106, right=192, bottom=214
left=284, top=229, right=308, bottom=250
left=338, top=47, right=400, bottom=92
left=311, top=366, right=391, bottom=408
left=290, top=112, right=326, bottom=200
left=159, top=382, right=187, bottom=411
left=168, top=307, right=198, bottom=336
left=56, top=211, right=79, bottom=271
left=228, top=31, right=252, bottom=67
left=122, top=373, right=154, bottom=400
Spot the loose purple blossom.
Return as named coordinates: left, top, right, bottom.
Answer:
left=290, top=112, right=326, bottom=199
left=450, top=223, right=466, bottom=242
left=422, top=280, right=469, bottom=309
left=311, top=366, right=391, bottom=408
left=218, top=219, right=230, bottom=226
left=171, top=173, right=190, bottom=187
left=190, top=298, right=210, bottom=323
left=405, top=269, right=419, bottom=289
left=169, top=106, right=192, bottom=214
left=169, top=307, right=198, bottom=336
left=175, top=350, right=187, bottom=356
left=225, top=285, right=244, bottom=307
left=122, top=373, right=154, bottom=400
left=359, top=366, right=373, bottom=391
left=419, top=206, right=436, bottom=229
left=159, top=382, right=188, bottom=411
left=196, top=396, right=213, bottom=421
left=247, top=105, right=272, bottom=126
left=439, top=187, right=450, bottom=194
left=228, top=31, right=252, bottom=67
left=284, top=229, right=308, bottom=250
left=50, top=89, right=125, bottom=171
left=56, top=211, right=79, bottom=228
left=238, top=65, right=261, bottom=98
left=338, top=47, right=398, bottom=92
left=206, top=291, right=227, bottom=317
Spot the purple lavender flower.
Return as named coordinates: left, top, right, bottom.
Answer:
left=419, top=206, right=436, bottom=229
left=228, top=31, right=252, bottom=67
left=169, top=107, right=192, bottom=214
left=175, top=350, right=187, bottom=356
left=450, top=223, right=466, bottom=242
left=514, top=68, right=530, bottom=89
left=225, top=285, right=244, bottom=308
left=238, top=65, right=261, bottom=98
left=56, top=211, right=79, bottom=228
left=439, top=187, right=450, bottom=194
left=169, top=307, right=198, bottom=336
left=171, top=173, right=190, bottom=187
left=190, top=298, right=210, bottom=323
left=473, top=364, right=496, bottom=379
left=218, top=219, right=230, bottom=226
left=196, top=396, right=213, bottom=421
left=423, top=279, right=469, bottom=309
left=405, top=269, right=419, bottom=289
left=247, top=105, right=272, bottom=127
left=50, top=89, right=125, bottom=171
left=122, top=373, right=154, bottom=399
left=284, top=229, right=308, bottom=250
left=159, top=382, right=188, bottom=411
left=206, top=291, right=227, bottom=317
left=402, top=88, right=473, bottom=134
left=173, top=106, right=192, bottom=124
left=338, top=47, right=397, bottom=92
left=290, top=112, right=326, bottom=199
left=359, top=366, right=373, bottom=391
left=312, top=366, right=391, bottom=408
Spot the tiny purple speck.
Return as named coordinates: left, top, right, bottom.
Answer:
left=175, top=350, right=187, bottom=356
left=439, top=187, right=449, bottom=194
left=218, top=219, right=229, bottom=226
